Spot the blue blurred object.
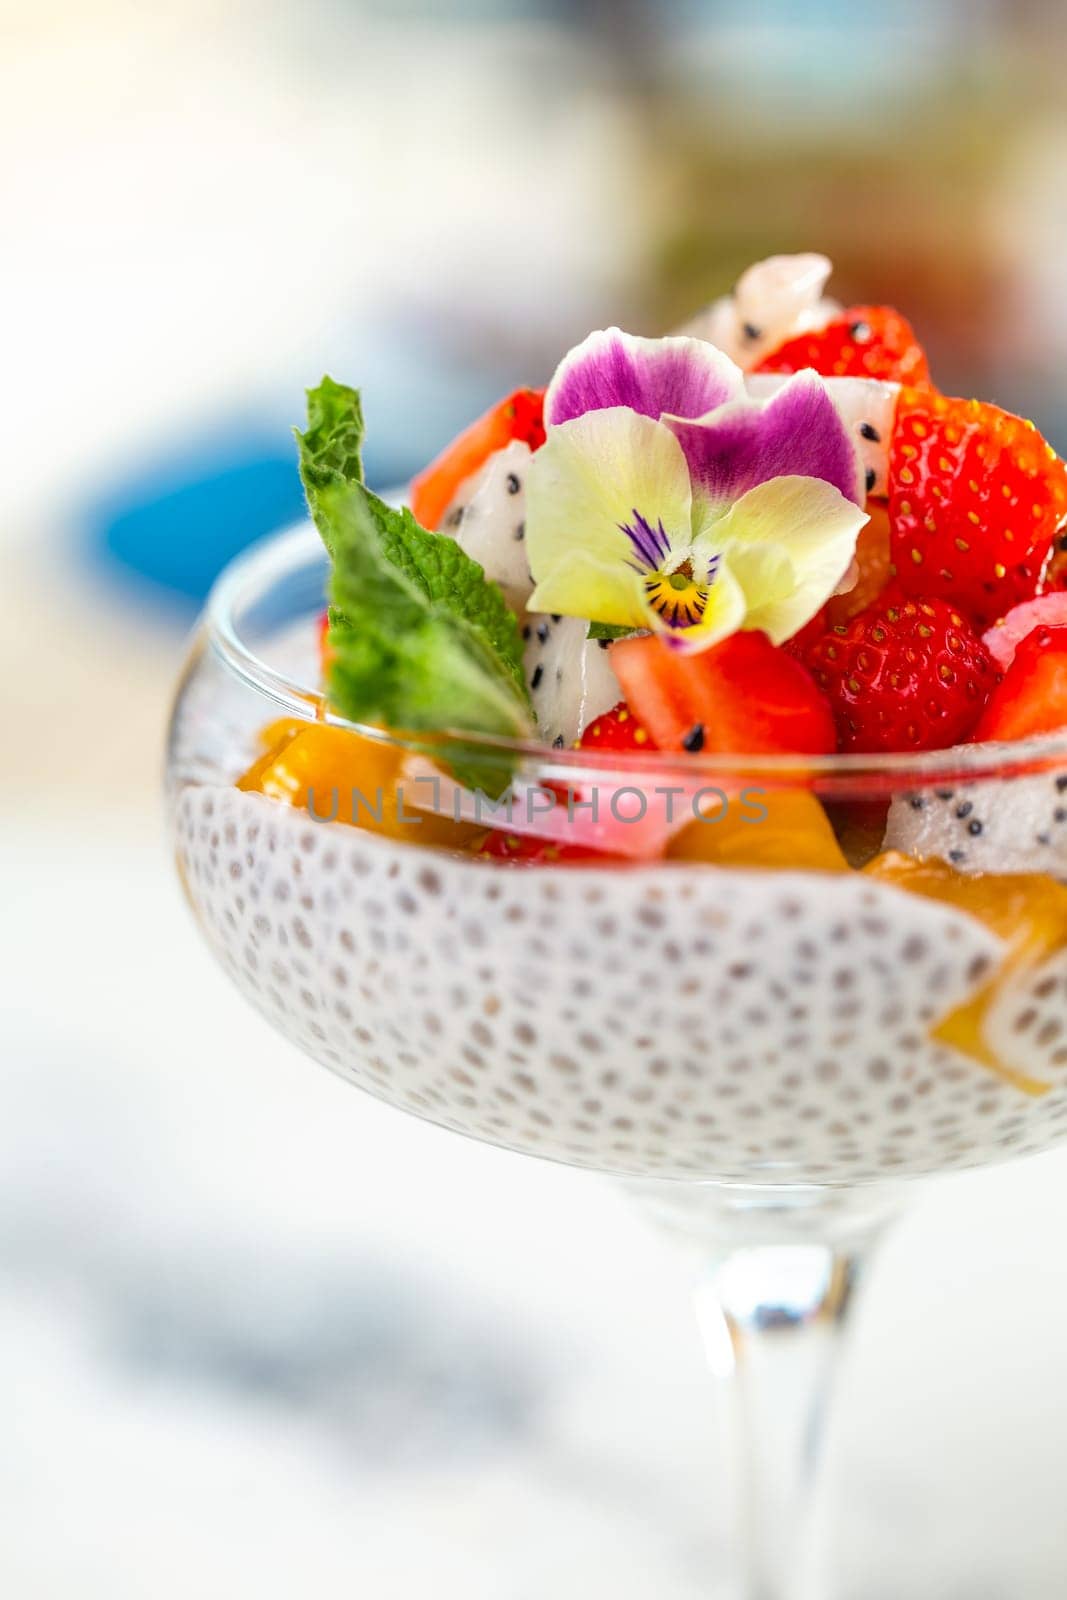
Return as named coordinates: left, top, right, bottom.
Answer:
left=84, top=330, right=534, bottom=610
left=83, top=420, right=419, bottom=611
left=89, top=428, right=309, bottom=609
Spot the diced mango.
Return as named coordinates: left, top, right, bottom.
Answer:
left=238, top=723, right=480, bottom=848
left=668, top=790, right=849, bottom=872
left=236, top=718, right=309, bottom=790
left=865, top=851, right=1067, bottom=1095
left=865, top=852, right=1067, bottom=944
left=256, top=717, right=307, bottom=753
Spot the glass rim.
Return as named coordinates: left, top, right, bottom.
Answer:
left=203, top=518, right=1067, bottom=788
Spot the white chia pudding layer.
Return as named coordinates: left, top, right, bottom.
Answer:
left=175, top=784, right=1067, bottom=1185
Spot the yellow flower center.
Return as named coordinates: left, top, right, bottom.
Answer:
left=644, top=563, right=709, bottom=630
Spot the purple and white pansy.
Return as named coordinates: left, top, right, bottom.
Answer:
left=525, top=329, right=869, bottom=653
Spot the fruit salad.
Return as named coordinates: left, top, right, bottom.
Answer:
left=171, top=252, right=1067, bottom=1185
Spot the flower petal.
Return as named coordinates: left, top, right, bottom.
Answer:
left=525, top=407, right=693, bottom=626
left=711, top=475, right=869, bottom=646
left=668, top=370, right=865, bottom=511
left=702, top=537, right=794, bottom=615
left=745, top=371, right=899, bottom=497
left=545, top=328, right=745, bottom=428
left=528, top=552, right=647, bottom=631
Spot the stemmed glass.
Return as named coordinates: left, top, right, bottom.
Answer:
left=166, top=521, right=1067, bottom=1600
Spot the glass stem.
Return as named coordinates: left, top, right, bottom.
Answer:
left=695, top=1240, right=863, bottom=1600
left=630, top=1182, right=903, bottom=1600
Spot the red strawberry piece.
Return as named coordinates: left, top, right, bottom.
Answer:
left=974, top=625, right=1067, bottom=742
left=782, top=606, right=829, bottom=661
left=755, top=305, right=930, bottom=386
left=982, top=593, right=1067, bottom=671
left=577, top=702, right=658, bottom=752
left=610, top=631, right=837, bottom=756
left=887, top=389, right=1067, bottom=629
left=807, top=596, right=996, bottom=754
left=409, top=388, right=545, bottom=531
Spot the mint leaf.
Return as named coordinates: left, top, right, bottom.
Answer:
left=297, top=381, right=532, bottom=790
left=295, top=377, right=365, bottom=543
left=319, top=482, right=533, bottom=746
left=351, top=486, right=530, bottom=700
left=587, top=620, right=640, bottom=641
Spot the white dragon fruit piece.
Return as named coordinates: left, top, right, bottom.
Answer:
left=746, top=373, right=899, bottom=498
left=439, top=439, right=534, bottom=613
left=522, top=614, right=621, bottom=748
left=883, top=764, right=1067, bottom=879
left=439, top=444, right=620, bottom=746
left=677, top=252, right=839, bottom=370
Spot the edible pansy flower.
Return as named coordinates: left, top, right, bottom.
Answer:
left=525, top=329, right=868, bottom=652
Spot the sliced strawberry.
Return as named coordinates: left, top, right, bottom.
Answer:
left=982, top=594, right=1067, bottom=671
left=610, top=631, right=837, bottom=756
left=755, top=305, right=930, bottom=386
left=577, top=702, right=657, bottom=752
left=409, top=388, right=545, bottom=531
left=807, top=596, right=996, bottom=753
left=888, top=389, right=1067, bottom=629
left=974, top=626, right=1067, bottom=742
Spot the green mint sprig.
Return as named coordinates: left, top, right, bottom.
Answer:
left=296, top=379, right=533, bottom=783
left=295, top=376, right=366, bottom=542
left=321, top=483, right=533, bottom=740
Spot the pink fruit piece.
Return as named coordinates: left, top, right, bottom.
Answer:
left=982, top=593, right=1067, bottom=672
left=399, top=755, right=696, bottom=861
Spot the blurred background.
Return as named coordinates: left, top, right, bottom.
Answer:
left=5, top=1, right=1067, bottom=1594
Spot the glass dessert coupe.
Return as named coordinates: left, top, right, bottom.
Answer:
left=166, top=252, right=1067, bottom=1597
left=167, top=521, right=1067, bottom=1600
